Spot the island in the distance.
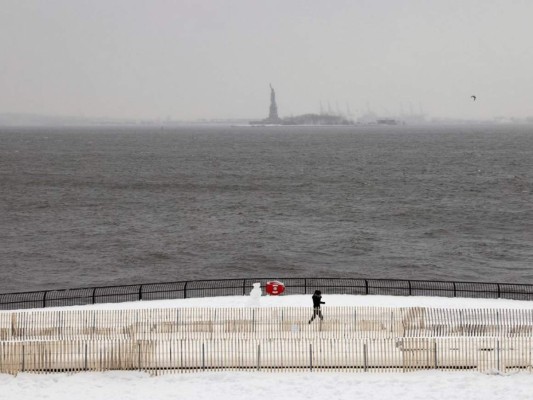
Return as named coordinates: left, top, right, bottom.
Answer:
left=249, top=85, right=354, bottom=126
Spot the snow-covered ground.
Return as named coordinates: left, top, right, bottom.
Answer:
left=38, top=293, right=533, bottom=311
left=2, top=369, right=532, bottom=400
left=2, top=293, right=533, bottom=399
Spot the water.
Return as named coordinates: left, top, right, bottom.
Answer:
left=1, top=124, right=532, bottom=293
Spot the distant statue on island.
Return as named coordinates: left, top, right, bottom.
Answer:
left=269, top=84, right=280, bottom=121
left=249, top=84, right=353, bottom=126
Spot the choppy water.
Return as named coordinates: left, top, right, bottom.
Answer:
left=1, top=124, right=532, bottom=293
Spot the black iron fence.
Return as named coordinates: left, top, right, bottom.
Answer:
left=1, top=278, right=533, bottom=311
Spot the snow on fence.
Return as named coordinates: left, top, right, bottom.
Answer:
left=1, top=306, right=533, bottom=375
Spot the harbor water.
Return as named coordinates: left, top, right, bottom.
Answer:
left=0, top=124, right=532, bottom=292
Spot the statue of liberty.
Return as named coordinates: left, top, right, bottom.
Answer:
left=268, top=84, right=280, bottom=121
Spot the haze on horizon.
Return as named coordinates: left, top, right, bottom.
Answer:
left=1, top=0, right=532, bottom=122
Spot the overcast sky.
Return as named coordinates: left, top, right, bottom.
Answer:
left=1, top=0, right=532, bottom=121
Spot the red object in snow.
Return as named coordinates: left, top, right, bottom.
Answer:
left=265, top=281, right=285, bottom=295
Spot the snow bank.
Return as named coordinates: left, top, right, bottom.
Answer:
left=34, top=293, right=533, bottom=311
left=1, top=370, right=532, bottom=400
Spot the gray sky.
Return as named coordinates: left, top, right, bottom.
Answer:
left=1, top=0, right=532, bottom=121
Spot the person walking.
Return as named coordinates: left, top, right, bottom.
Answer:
left=309, top=290, right=325, bottom=323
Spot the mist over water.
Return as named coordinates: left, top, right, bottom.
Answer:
left=1, top=124, right=532, bottom=293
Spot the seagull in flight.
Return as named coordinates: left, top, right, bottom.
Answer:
left=471, top=95, right=477, bottom=101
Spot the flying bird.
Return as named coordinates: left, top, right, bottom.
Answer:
left=471, top=95, right=476, bottom=101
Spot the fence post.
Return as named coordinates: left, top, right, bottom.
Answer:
left=497, top=339, right=501, bottom=372
left=138, top=285, right=143, bottom=301
left=257, top=343, right=261, bottom=371
left=309, top=343, right=313, bottom=371
left=433, top=339, right=437, bottom=369
left=453, top=282, right=456, bottom=298
left=365, top=280, right=369, bottom=295
left=138, top=342, right=142, bottom=371
left=408, top=280, right=412, bottom=296
left=183, top=281, right=188, bottom=299
left=363, top=343, right=368, bottom=372
left=243, top=280, right=246, bottom=296
left=42, top=291, right=48, bottom=308
left=92, top=288, right=97, bottom=304
left=304, top=278, right=307, bottom=294
left=497, top=284, right=501, bottom=298
left=202, top=343, right=205, bottom=371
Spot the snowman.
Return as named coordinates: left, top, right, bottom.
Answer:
left=247, top=282, right=262, bottom=307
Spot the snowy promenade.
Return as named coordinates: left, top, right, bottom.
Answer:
left=2, top=294, right=533, bottom=399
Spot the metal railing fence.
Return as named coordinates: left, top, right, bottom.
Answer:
left=1, top=277, right=533, bottom=310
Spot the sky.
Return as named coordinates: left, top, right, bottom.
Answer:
left=1, top=0, right=533, bottom=121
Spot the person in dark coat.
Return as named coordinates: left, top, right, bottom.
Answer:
left=309, top=290, right=325, bottom=323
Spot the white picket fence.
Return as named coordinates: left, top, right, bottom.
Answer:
left=1, top=306, right=533, bottom=374
left=3, top=307, right=533, bottom=341
left=1, top=337, right=532, bottom=375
